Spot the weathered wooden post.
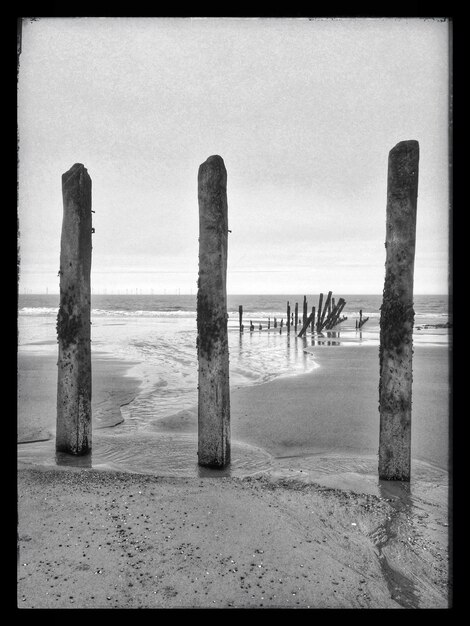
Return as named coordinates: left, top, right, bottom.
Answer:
left=327, top=298, right=346, bottom=330
left=239, top=305, right=243, bottom=332
left=378, top=140, right=419, bottom=481
left=303, top=296, right=308, bottom=327
left=286, top=301, right=291, bottom=333
left=56, top=163, right=93, bottom=455
left=298, top=312, right=314, bottom=338
left=197, top=155, right=230, bottom=468
left=316, top=293, right=324, bottom=332
left=311, top=306, right=315, bottom=332
left=294, top=302, right=299, bottom=331
left=319, top=290, right=332, bottom=330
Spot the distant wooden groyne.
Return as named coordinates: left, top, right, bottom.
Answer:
left=237, top=292, right=348, bottom=336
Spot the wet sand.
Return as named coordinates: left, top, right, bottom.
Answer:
left=154, top=343, right=450, bottom=470
left=17, top=343, right=451, bottom=608
left=18, top=352, right=141, bottom=443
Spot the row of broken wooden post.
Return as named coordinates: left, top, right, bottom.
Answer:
left=238, top=293, right=348, bottom=337
left=56, top=140, right=419, bottom=481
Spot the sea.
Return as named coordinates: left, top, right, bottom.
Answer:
left=18, top=293, right=451, bottom=482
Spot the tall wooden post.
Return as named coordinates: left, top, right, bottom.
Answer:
left=294, top=302, right=299, bottom=331
left=319, top=290, right=332, bottom=330
left=197, top=155, right=230, bottom=468
left=316, top=293, right=324, bottom=332
left=303, top=296, right=308, bottom=326
left=379, top=140, right=419, bottom=481
left=239, top=305, right=243, bottom=332
left=311, top=306, right=315, bottom=332
left=287, top=301, right=291, bottom=333
left=56, top=163, right=93, bottom=455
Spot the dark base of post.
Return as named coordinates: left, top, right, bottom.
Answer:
left=378, top=425, right=411, bottom=481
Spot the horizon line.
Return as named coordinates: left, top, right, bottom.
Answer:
left=19, top=291, right=450, bottom=297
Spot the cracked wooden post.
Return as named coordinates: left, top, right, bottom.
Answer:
left=379, top=140, right=419, bottom=481
left=56, top=163, right=93, bottom=455
left=197, top=155, right=230, bottom=468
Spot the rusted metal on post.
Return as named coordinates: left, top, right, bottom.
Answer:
left=197, top=155, right=231, bottom=468
left=378, top=140, right=419, bottom=481
left=56, top=163, right=93, bottom=455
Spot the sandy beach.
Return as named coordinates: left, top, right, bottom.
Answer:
left=17, top=339, right=451, bottom=609
left=17, top=466, right=449, bottom=609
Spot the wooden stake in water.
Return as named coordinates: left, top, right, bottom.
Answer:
left=239, top=305, right=243, bottom=332
left=197, top=155, right=230, bottom=468
left=56, top=164, right=93, bottom=455
left=287, top=301, right=291, bottom=333
left=319, top=290, right=332, bottom=330
left=316, top=293, right=324, bottom=332
left=379, top=140, right=419, bottom=481
left=298, top=312, right=314, bottom=338
left=294, top=302, right=299, bottom=331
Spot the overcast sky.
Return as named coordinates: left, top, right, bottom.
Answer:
left=18, top=17, right=450, bottom=295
